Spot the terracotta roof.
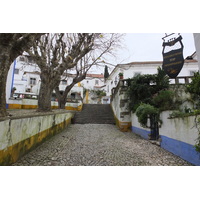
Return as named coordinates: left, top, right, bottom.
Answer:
left=184, top=59, right=198, bottom=63
left=86, top=74, right=104, bottom=78
left=122, top=59, right=197, bottom=65
left=125, top=61, right=163, bottom=65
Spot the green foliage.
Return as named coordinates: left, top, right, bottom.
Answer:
left=118, top=72, right=123, bottom=76
left=126, top=67, right=170, bottom=112
left=152, top=90, right=175, bottom=111
left=135, top=103, right=159, bottom=128
left=186, top=72, right=200, bottom=97
left=186, top=71, right=200, bottom=109
left=154, top=66, right=170, bottom=91
left=169, top=110, right=190, bottom=118
left=194, top=143, right=200, bottom=152
left=104, top=65, right=109, bottom=79
left=95, top=90, right=106, bottom=97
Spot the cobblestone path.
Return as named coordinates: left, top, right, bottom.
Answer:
left=13, top=124, right=192, bottom=166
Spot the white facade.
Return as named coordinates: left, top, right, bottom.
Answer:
left=193, top=33, right=200, bottom=71
left=6, top=56, right=41, bottom=102
left=80, top=74, right=105, bottom=91
left=105, top=59, right=199, bottom=96
left=6, top=55, right=105, bottom=103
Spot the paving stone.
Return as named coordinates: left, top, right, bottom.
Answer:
left=12, top=124, right=192, bottom=166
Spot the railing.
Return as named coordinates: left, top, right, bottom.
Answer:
left=169, top=76, right=193, bottom=84
left=111, top=76, right=193, bottom=102
left=111, top=79, right=129, bottom=101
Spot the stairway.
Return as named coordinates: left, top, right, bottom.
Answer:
left=73, top=104, right=116, bottom=124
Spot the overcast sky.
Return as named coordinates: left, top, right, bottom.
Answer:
left=90, top=33, right=196, bottom=74
left=118, top=33, right=195, bottom=62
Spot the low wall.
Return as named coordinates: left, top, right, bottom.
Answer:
left=131, top=111, right=200, bottom=165
left=111, top=84, right=131, bottom=132
left=0, top=112, right=74, bottom=165
left=8, top=98, right=83, bottom=111
left=131, top=113, right=151, bottom=140
left=159, top=111, right=200, bottom=166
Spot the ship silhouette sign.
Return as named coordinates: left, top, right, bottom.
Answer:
left=162, top=34, right=184, bottom=78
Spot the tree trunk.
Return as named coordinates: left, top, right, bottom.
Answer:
left=37, top=72, right=54, bottom=112
left=59, top=97, right=67, bottom=109
left=0, top=60, right=10, bottom=117
left=59, top=86, right=73, bottom=109
left=56, top=84, right=75, bottom=109
left=56, top=74, right=86, bottom=109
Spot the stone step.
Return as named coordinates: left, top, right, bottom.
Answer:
left=73, top=104, right=115, bottom=124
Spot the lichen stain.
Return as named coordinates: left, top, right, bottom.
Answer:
left=0, top=117, right=72, bottom=166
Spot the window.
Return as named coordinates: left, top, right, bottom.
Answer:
left=30, top=78, right=36, bottom=85
left=27, top=57, right=34, bottom=64
left=19, top=56, right=25, bottom=62
left=115, top=76, right=118, bottom=85
left=61, top=80, right=67, bottom=85
left=95, top=80, right=99, bottom=85
left=14, top=69, right=19, bottom=74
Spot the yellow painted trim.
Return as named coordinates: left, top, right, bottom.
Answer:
left=86, top=90, right=89, bottom=104
left=8, top=104, right=22, bottom=109
left=52, top=106, right=59, bottom=109
left=8, top=104, right=83, bottom=111
left=77, top=104, right=83, bottom=111
left=8, top=104, right=82, bottom=111
left=22, top=105, right=38, bottom=109
left=0, top=117, right=71, bottom=166
left=111, top=105, right=131, bottom=132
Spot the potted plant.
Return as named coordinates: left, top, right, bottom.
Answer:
left=119, top=72, right=124, bottom=79
left=11, top=87, right=17, bottom=97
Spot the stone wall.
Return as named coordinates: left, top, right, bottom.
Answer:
left=7, top=98, right=83, bottom=111
left=111, top=80, right=131, bottom=131
left=131, top=111, right=200, bottom=165
left=0, top=112, right=74, bottom=165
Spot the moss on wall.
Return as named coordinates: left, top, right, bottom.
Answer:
left=0, top=115, right=72, bottom=166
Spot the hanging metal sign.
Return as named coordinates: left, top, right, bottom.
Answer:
left=162, top=34, right=184, bottom=78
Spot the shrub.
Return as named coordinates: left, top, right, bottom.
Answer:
left=186, top=72, right=200, bottom=97
left=126, top=67, right=170, bottom=112
left=135, top=103, right=160, bottom=128
left=152, top=90, right=175, bottom=111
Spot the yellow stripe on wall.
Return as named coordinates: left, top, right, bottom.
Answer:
left=8, top=104, right=83, bottom=111
left=0, top=118, right=71, bottom=166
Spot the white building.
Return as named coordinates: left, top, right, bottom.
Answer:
left=6, top=55, right=41, bottom=103
left=193, top=33, right=200, bottom=71
left=105, top=57, right=199, bottom=96
left=80, top=73, right=105, bottom=90
left=6, top=55, right=84, bottom=102
left=6, top=55, right=106, bottom=104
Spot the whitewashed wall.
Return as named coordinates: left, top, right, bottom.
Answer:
left=131, top=111, right=200, bottom=165
left=193, top=33, right=200, bottom=71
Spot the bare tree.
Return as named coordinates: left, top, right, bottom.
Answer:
left=0, top=33, right=44, bottom=117
left=26, top=33, right=96, bottom=112
left=55, top=33, right=123, bottom=109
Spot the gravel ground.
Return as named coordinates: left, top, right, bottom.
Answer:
left=12, top=124, right=192, bottom=166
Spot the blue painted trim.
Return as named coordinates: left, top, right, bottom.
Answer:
left=10, top=59, right=16, bottom=95
left=131, top=126, right=150, bottom=140
left=160, top=135, right=200, bottom=166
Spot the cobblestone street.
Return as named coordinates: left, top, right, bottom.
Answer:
left=13, top=124, right=192, bottom=166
